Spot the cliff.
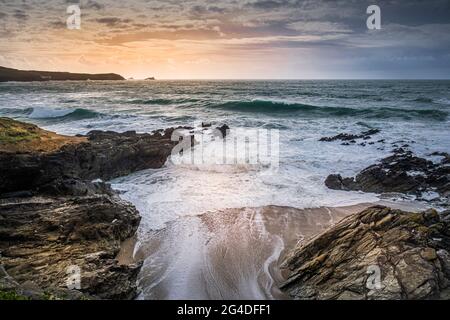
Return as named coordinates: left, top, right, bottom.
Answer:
left=0, top=66, right=125, bottom=82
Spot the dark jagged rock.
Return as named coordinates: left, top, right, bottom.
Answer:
left=281, top=206, right=450, bottom=300
left=430, top=152, right=450, bottom=165
left=324, top=174, right=358, bottom=191
left=215, top=124, right=230, bottom=138
left=325, top=149, right=450, bottom=202
left=0, top=66, right=124, bottom=82
left=0, top=182, right=141, bottom=300
left=0, top=125, right=180, bottom=194
left=320, top=129, right=380, bottom=143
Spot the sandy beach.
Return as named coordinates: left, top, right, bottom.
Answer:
left=132, top=200, right=426, bottom=300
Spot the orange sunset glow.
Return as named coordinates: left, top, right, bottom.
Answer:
left=1, top=0, right=449, bottom=79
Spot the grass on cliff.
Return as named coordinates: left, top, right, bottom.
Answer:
left=0, top=117, right=86, bottom=153
left=0, top=117, right=40, bottom=143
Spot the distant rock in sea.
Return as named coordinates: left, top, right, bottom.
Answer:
left=0, top=66, right=125, bottom=82
left=145, top=77, right=156, bottom=80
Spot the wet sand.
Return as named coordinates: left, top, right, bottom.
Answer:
left=133, top=203, right=368, bottom=299
left=132, top=200, right=427, bottom=300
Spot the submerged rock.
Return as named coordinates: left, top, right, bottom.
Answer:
left=319, top=129, right=380, bottom=143
left=281, top=206, right=450, bottom=300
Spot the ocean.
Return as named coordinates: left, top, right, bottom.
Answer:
left=1, top=80, right=449, bottom=230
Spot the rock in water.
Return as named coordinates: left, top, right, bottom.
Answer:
left=281, top=206, right=450, bottom=300
left=324, top=149, right=450, bottom=203
left=319, top=129, right=380, bottom=142
left=215, top=124, right=230, bottom=138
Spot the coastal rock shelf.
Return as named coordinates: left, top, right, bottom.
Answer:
left=281, top=205, right=450, bottom=300
left=0, top=119, right=180, bottom=194
left=0, top=118, right=184, bottom=299
left=0, top=182, right=141, bottom=299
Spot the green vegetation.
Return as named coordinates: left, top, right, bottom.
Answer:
left=0, top=290, right=29, bottom=300
left=0, top=117, right=40, bottom=143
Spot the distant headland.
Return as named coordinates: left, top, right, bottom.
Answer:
left=0, top=66, right=125, bottom=82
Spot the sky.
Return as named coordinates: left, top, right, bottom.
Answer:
left=0, top=0, right=449, bottom=79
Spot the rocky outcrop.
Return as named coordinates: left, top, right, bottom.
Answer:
left=0, top=118, right=193, bottom=299
left=0, top=66, right=124, bottom=82
left=0, top=125, right=180, bottom=194
left=215, top=124, right=230, bottom=138
left=319, top=129, right=380, bottom=143
left=0, top=181, right=141, bottom=299
left=325, top=149, right=450, bottom=205
left=281, top=205, right=450, bottom=300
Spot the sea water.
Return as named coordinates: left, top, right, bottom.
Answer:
left=1, top=80, right=449, bottom=231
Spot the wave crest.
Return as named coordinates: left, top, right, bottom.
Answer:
left=29, top=107, right=100, bottom=120
left=214, top=100, right=448, bottom=120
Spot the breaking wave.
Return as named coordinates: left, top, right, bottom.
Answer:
left=28, top=107, right=100, bottom=120
left=214, top=100, right=448, bottom=120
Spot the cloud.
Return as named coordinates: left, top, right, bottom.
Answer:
left=85, top=0, right=105, bottom=10
left=245, top=0, right=289, bottom=10
left=99, top=28, right=223, bottom=45
left=13, top=10, right=28, bottom=20
left=49, top=21, right=66, bottom=28
left=1, top=0, right=449, bottom=78
left=95, top=17, right=133, bottom=27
